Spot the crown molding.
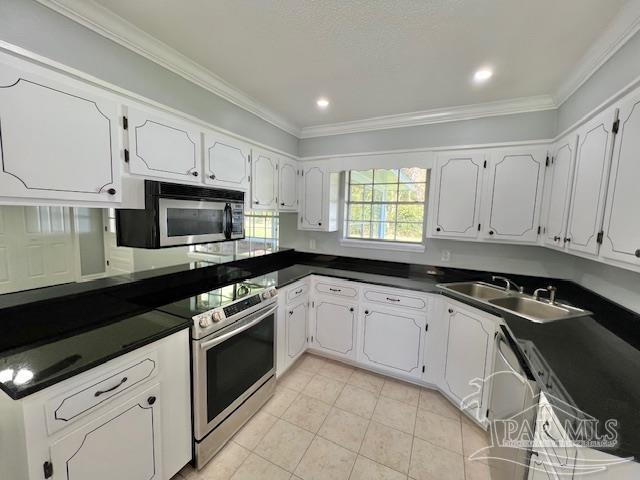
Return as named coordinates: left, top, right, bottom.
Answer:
left=553, top=0, right=640, bottom=106
left=299, top=95, right=557, bottom=138
left=35, top=0, right=301, bottom=137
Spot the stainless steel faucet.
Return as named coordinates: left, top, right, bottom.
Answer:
left=491, top=275, right=524, bottom=293
left=534, top=286, right=557, bottom=304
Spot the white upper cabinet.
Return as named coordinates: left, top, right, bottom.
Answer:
left=203, top=131, right=250, bottom=191
left=601, top=90, right=640, bottom=267
left=251, top=148, right=278, bottom=210
left=278, top=157, right=299, bottom=211
left=543, top=135, right=577, bottom=249
left=0, top=56, right=121, bottom=203
left=482, top=148, right=546, bottom=243
left=565, top=107, right=618, bottom=257
left=428, top=152, right=485, bottom=239
left=126, top=106, right=202, bottom=182
left=299, top=165, right=339, bottom=231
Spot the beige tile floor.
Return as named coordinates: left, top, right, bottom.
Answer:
left=172, top=354, right=493, bottom=480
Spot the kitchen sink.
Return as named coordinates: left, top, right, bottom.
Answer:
left=437, top=281, right=591, bottom=323
left=437, top=281, right=511, bottom=300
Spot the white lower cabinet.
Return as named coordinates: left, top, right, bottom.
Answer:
left=287, top=300, right=308, bottom=362
left=358, top=305, right=426, bottom=380
left=310, top=296, right=358, bottom=361
left=277, top=280, right=309, bottom=376
left=50, top=383, right=162, bottom=480
left=440, top=299, right=497, bottom=423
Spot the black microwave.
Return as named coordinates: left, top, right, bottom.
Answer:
left=116, top=180, right=245, bottom=248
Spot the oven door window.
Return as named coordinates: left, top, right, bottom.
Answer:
left=205, top=313, right=274, bottom=423
left=166, top=208, right=224, bottom=237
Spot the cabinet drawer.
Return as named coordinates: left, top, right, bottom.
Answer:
left=45, top=354, right=158, bottom=434
left=287, top=282, right=309, bottom=303
left=363, top=288, right=427, bottom=310
left=315, top=282, right=358, bottom=298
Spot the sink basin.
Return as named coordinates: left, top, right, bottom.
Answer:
left=437, top=281, right=592, bottom=323
left=437, top=282, right=510, bottom=300
left=488, top=296, right=591, bottom=323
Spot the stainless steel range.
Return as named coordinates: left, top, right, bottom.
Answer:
left=158, top=280, right=277, bottom=469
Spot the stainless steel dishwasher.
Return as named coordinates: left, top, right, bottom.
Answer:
left=487, top=325, right=540, bottom=480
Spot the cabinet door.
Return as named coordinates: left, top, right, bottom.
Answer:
left=312, top=297, right=357, bottom=360
left=566, top=107, right=617, bottom=256
left=286, top=299, right=308, bottom=362
left=127, top=106, right=201, bottom=182
left=429, top=153, right=484, bottom=239
left=203, top=131, right=250, bottom=190
left=543, top=135, right=577, bottom=249
left=278, top=157, right=299, bottom=211
left=601, top=91, right=640, bottom=267
left=299, top=166, right=325, bottom=230
left=482, top=149, right=546, bottom=243
left=251, top=149, right=278, bottom=209
left=0, top=58, right=120, bottom=203
left=359, top=305, right=425, bottom=379
left=50, top=383, right=162, bottom=480
left=442, top=302, right=495, bottom=421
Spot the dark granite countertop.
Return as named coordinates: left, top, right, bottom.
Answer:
left=0, top=249, right=639, bottom=461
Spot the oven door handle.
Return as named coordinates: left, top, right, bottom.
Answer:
left=199, top=305, right=277, bottom=350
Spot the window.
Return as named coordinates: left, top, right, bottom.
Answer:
left=345, top=168, right=428, bottom=244
left=193, top=210, right=279, bottom=259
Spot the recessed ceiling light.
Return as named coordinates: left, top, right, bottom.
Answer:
left=473, top=68, right=493, bottom=83
left=316, top=97, right=330, bottom=109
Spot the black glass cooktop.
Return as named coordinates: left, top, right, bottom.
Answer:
left=157, top=273, right=277, bottom=319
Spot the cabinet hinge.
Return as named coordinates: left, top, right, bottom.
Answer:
left=122, top=115, right=128, bottom=130
left=425, top=323, right=429, bottom=332
left=486, top=409, right=490, bottom=419
left=477, top=223, right=481, bottom=231
left=551, top=156, right=555, bottom=165
left=483, top=160, right=487, bottom=168
left=248, top=154, right=252, bottom=163
left=43, top=461, right=53, bottom=479
left=545, top=156, right=549, bottom=167
left=124, top=148, right=130, bottom=163
left=248, top=175, right=251, bottom=182
left=537, top=226, right=541, bottom=235
left=301, top=170, right=304, bottom=176
left=311, top=335, right=314, bottom=343
left=612, top=119, right=620, bottom=134
left=597, top=230, right=604, bottom=244
left=300, top=216, right=303, bottom=224
left=422, top=365, right=425, bottom=373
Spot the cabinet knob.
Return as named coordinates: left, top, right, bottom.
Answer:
left=209, top=173, right=216, bottom=180
left=254, top=201, right=260, bottom=205
left=147, top=395, right=157, bottom=405
left=191, top=171, right=199, bottom=177
left=436, top=227, right=442, bottom=232
left=318, top=222, right=322, bottom=226
left=281, top=202, right=285, bottom=206
left=349, top=307, right=354, bottom=312
left=364, top=310, right=370, bottom=315
left=107, top=188, right=117, bottom=195
left=635, top=249, right=640, bottom=258
left=448, top=308, right=454, bottom=314
left=489, top=230, right=494, bottom=236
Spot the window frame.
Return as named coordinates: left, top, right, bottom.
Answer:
left=343, top=168, right=429, bottom=248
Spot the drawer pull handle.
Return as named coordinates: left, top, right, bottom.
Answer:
left=386, top=297, right=400, bottom=302
left=294, top=289, right=303, bottom=294
left=329, top=288, right=341, bottom=292
left=94, top=377, right=128, bottom=397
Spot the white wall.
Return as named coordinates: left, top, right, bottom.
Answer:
left=0, top=0, right=298, bottom=155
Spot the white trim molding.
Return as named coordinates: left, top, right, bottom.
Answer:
left=553, top=0, right=640, bottom=106
left=36, top=0, right=301, bottom=137
left=299, top=96, right=557, bottom=138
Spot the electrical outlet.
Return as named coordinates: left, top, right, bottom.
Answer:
left=441, top=250, right=451, bottom=262
left=309, top=239, right=317, bottom=250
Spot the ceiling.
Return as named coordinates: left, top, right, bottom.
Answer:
left=87, top=0, right=625, bottom=130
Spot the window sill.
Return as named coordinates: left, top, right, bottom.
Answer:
left=339, top=238, right=426, bottom=253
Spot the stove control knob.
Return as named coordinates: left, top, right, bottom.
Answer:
left=262, top=291, right=271, bottom=300
left=211, top=312, right=223, bottom=323
left=199, top=316, right=212, bottom=328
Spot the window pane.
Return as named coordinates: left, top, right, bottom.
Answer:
left=397, top=204, right=424, bottom=222
left=371, top=222, right=396, bottom=240
left=400, top=167, right=427, bottom=183
left=395, top=223, right=423, bottom=242
left=349, top=185, right=364, bottom=202
left=350, top=170, right=373, bottom=184
left=363, top=185, right=373, bottom=202
left=374, top=169, right=399, bottom=184
left=348, top=204, right=371, bottom=221
left=371, top=204, right=396, bottom=222
left=347, top=222, right=371, bottom=239
left=372, top=183, right=398, bottom=202
left=398, top=183, right=426, bottom=202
